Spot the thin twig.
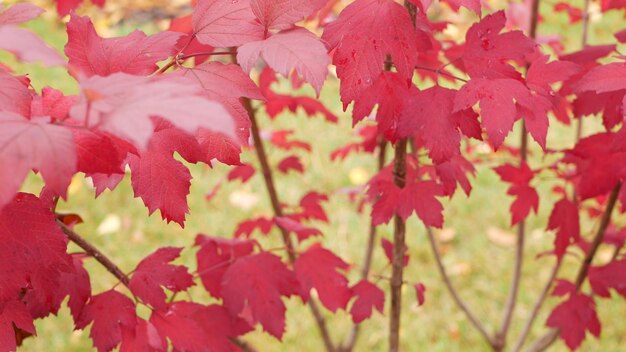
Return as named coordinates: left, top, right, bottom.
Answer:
left=495, top=1, right=541, bottom=348
left=415, top=65, right=469, bottom=83
left=243, top=98, right=336, bottom=352
left=525, top=183, right=622, bottom=352
left=512, top=260, right=562, bottom=352
left=179, top=51, right=237, bottom=61
left=57, top=220, right=130, bottom=286
left=385, top=61, right=470, bottom=83
left=426, top=227, right=496, bottom=347
left=342, top=139, right=387, bottom=352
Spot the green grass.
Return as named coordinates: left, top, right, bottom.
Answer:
left=9, top=2, right=626, bottom=351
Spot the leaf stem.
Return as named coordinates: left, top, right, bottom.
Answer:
left=243, top=97, right=337, bottom=352
left=426, top=227, right=496, bottom=347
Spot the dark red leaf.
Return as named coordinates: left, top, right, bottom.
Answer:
left=295, top=244, right=352, bottom=312
left=129, top=247, right=194, bottom=310
left=349, top=280, right=384, bottom=323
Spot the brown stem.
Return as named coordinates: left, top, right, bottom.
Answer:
left=526, top=183, right=622, bottom=352
left=342, top=139, right=387, bottom=352
left=512, top=260, right=562, bottom=352
left=243, top=97, right=336, bottom=352
left=575, top=0, right=591, bottom=143
left=57, top=220, right=130, bottom=286
left=180, top=51, right=237, bottom=61
left=526, top=330, right=559, bottom=352
left=157, top=59, right=178, bottom=75
left=495, top=123, right=529, bottom=351
left=426, top=227, right=495, bottom=347
left=385, top=61, right=470, bottom=83
left=414, top=65, right=469, bottom=83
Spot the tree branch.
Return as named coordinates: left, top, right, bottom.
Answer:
left=243, top=97, right=336, bottom=352
left=512, top=260, right=562, bottom=352
left=525, top=183, right=622, bottom=352
left=389, top=138, right=408, bottom=352
left=426, top=227, right=495, bottom=347
left=57, top=220, right=130, bottom=286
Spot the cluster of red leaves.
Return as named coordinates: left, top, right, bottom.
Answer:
left=1, top=0, right=626, bottom=351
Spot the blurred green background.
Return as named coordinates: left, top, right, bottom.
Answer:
left=4, top=0, right=626, bottom=351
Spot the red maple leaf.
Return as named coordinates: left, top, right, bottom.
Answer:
left=494, top=162, right=539, bottom=225
left=238, top=28, right=329, bottom=95
left=349, top=280, right=384, bottom=323
left=435, top=155, right=476, bottom=196
left=322, top=0, right=422, bottom=107
left=195, top=235, right=256, bottom=298
left=129, top=247, right=194, bottom=310
left=298, top=192, right=329, bottom=222
left=128, top=126, right=207, bottom=226
left=221, top=252, right=299, bottom=338
left=269, top=130, right=312, bottom=152
left=0, top=113, right=76, bottom=209
left=368, top=164, right=445, bottom=228
left=352, top=72, right=417, bottom=142
left=234, top=217, right=275, bottom=238
left=277, top=155, right=305, bottom=174
left=295, top=244, right=353, bottom=312
left=227, top=163, right=256, bottom=183
left=0, top=71, right=31, bottom=117
left=0, top=3, right=64, bottom=66
left=588, top=259, right=626, bottom=298
left=76, top=290, right=137, bottom=352
left=120, top=318, right=166, bottom=352
left=72, top=73, right=236, bottom=149
left=454, top=77, right=550, bottom=148
left=461, top=11, right=536, bottom=79
left=398, top=85, right=475, bottom=163
left=151, top=302, right=251, bottom=352
left=173, top=62, right=264, bottom=101
left=192, top=0, right=263, bottom=47
left=0, top=300, right=36, bottom=352
left=547, top=292, right=601, bottom=350
left=251, top=0, right=328, bottom=31
left=563, top=132, right=626, bottom=200
left=65, top=14, right=181, bottom=77
left=197, top=98, right=251, bottom=166
left=414, top=283, right=427, bottom=306
left=381, top=238, right=409, bottom=267
left=547, top=198, right=580, bottom=258
left=30, top=87, right=77, bottom=122
left=275, top=216, right=322, bottom=242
